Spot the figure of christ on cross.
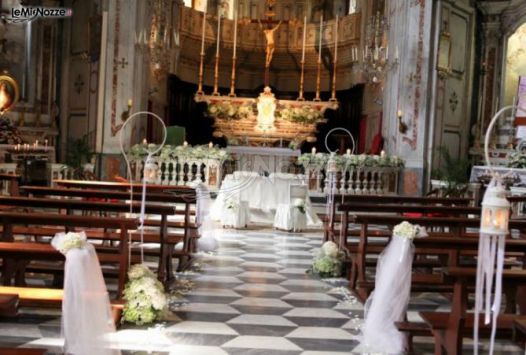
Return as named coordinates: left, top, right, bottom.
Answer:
left=258, top=20, right=282, bottom=69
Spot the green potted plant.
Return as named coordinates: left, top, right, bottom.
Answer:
left=430, top=146, right=472, bottom=197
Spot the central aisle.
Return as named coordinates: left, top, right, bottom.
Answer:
left=168, top=229, right=361, bottom=354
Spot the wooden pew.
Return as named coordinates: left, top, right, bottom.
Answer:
left=0, top=211, right=136, bottom=296
left=0, top=173, right=21, bottom=197
left=54, top=179, right=197, bottom=194
left=340, top=213, right=526, bottom=300
left=20, top=185, right=198, bottom=271
left=323, top=195, right=473, bottom=242
left=0, top=195, right=177, bottom=283
left=0, top=348, right=47, bottom=355
left=419, top=267, right=526, bottom=355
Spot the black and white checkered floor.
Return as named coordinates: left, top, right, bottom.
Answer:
left=0, top=228, right=524, bottom=354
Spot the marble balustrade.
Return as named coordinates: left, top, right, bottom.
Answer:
left=305, top=165, right=401, bottom=195
left=131, top=157, right=223, bottom=190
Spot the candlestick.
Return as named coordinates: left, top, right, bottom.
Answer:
left=212, top=5, right=221, bottom=96
left=315, top=15, right=323, bottom=101
left=330, top=15, right=339, bottom=101
left=143, top=138, right=147, bottom=145
left=381, top=150, right=386, bottom=158
left=44, top=139, right=48, bottom=148
left=197, top=1, right=208, bottom=95
left=318, top=15, right=323, bottom=62
left=229, top=5, right=238, bottom=97
left=311, top=147, right=316, bottom=155
left=301, top=16, right=307, bottom=62
left=209, top=141, right=213, bottom=148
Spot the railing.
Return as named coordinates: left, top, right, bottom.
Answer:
left=49, top=164, right=76, bottom=185
left=130, top=157, right=223, bottom=190
left=305, top=166, right=400, bottom=195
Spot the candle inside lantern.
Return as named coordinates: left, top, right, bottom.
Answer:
left=381, top=150, right=386, bottom=158
left=143, top=138, right=147, bottom=145
left=209, top=141, right=213, bottom=148
left=311, top=147, right=316, bottom=155
left=184, top=141, right=188, bottom=147
left=346, top=148, right=351, bottom=155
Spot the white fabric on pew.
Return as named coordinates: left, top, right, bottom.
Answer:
left=52, top=232, right=120, bottom=355
left=361, top=235, right=414, bottom=354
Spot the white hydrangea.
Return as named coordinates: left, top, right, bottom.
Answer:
left=56, top=232, right=86, bottom=254
left=393, top=221, right=427, bottom=239
left=322, top=241, right=339, bottom=258
left=128, top=264, right=155, bottom=280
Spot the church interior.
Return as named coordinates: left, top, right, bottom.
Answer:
left=1, top=0, right=526, bottom=354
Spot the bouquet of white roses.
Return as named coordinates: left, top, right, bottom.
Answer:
left=122, top=264, right=168, bottom=325
left=309, top=241, right=345, bottom=278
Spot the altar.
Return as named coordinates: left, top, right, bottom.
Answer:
left=227, top=146, right=301, bottom=173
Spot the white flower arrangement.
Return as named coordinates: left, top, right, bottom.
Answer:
left=298, top=153, right=405, bottom=169
left=54, top=232, right=87, bottom=255
left=122, top=264, right=168, bottom=325
left=309, top=241, right=345, bottom=278
left=393, top=221, right=427, bottom=240
left=130, top=143, right=231, bottom=162
left=293, top=199, right=306, bottom=214
left=225, top=198, right=239, bottom=211
left=508, top=152, right=526, bottom=169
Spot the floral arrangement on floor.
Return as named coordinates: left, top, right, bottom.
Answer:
left=393, top=221, right=427, bottom=240
left=129, top=143, right=230, bottom=162
left=278, top=105, right=324, bottom=124
left=308, top=241, right=345, bottom=278
left=507, top=152, right=526, bottom=169
left=298, top=152, right=404, bottom=169
left=122, top=264, right=168, bottom=325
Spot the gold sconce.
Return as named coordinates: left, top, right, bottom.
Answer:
left=0, top=73, right=20, bottom=115
left=121, top=99, right=132, bottom=121
left=397, top=110, right=408, bottom=134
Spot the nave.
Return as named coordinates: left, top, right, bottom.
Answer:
left=1, top=227, right=523, bottom=355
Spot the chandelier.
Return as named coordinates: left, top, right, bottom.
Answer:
left=360, top=10, right=397, bottom=83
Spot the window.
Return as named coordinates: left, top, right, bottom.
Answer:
left=349, top=0, right=357, bottom=14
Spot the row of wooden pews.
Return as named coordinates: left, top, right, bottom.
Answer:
left=0, top=179, right=200, bottom=334
left=324, top=194, right=526, bottom=354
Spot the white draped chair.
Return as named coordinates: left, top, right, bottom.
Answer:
left=273, top=184, right=308, bottom=232
left=219, top=191, right=249, bottom=229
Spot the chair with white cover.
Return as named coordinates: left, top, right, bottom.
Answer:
left=273, top=184, right=308, bottom=232
left=219, top=192, right=249, bottom=229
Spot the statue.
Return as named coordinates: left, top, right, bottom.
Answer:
left=258, top=20, right=282, bottom=68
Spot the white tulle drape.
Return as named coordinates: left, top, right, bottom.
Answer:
left=193, top=182, right=219, bottom=252
left=52, top=232, right=120, bottom=355
left=473, top=233, right=506, bottom=355
left=361, top=235, right=415, bottom=354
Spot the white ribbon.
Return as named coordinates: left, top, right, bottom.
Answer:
left=474, top=233, right=506, bottom=355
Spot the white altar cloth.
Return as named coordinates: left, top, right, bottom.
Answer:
left=227, top=146, right=301, bottom=173
left=211, top=173, right=320, bottom=226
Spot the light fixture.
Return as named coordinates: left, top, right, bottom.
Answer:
left=143, top=155, right=159, bottom=183
left=397, top=110, right=407, bottom=134
left=473, top=104, right=515, bottom=355
left=0, top=73, right=20, bottom=115
left=121, top=99, right=132, bottom=122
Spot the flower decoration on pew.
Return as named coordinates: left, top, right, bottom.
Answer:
left=122, top=264, right=168, bottom=325
left=293, top=199, right=306, bottom=214
left=53, top=232, right=87, bottom=254
left=309, top=241, right=345, bottom=278
left=393, top=221, right=427, bottom=240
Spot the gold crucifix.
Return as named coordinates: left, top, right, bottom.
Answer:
left=258, top=20, right=282, bottom=68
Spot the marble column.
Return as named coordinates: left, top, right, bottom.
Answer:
left=382, top=0, right=435, bottom=195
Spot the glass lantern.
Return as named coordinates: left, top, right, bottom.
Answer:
left=143, top=156, right=158, bottom=183
left=480, top=181, right=510, bottom=236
